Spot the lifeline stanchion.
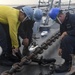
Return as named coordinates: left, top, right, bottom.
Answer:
left=1, top=31, right=60, bottom=75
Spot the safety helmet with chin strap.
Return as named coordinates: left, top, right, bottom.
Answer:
left=48, top=8, right=60, bottom=20
left=21, top=6, right=34, bottom=20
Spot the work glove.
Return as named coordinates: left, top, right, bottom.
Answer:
left=12, top=48, right=22, bottom=59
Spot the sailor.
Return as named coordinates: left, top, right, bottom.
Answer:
left=18, top=8, right=43, bottom=56
left=0, top=5, right=34, bottom=65
left=48, top=8, right=75, bottom=73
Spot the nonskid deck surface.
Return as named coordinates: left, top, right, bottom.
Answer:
left=0, top=24, right=73, bottom=75
left=1, top=18, right=75, bottom=75
left=1, top=5, right=75, bottom=75
left=0, top=47, right=74, bottom=75
left=0, top=47, right=75, bottom=75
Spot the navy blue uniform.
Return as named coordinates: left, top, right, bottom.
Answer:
left=60, top=12, right=75, bottom=61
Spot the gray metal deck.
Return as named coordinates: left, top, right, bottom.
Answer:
left=1, top=2, right=75, bottom=75
left=0, top=23, right=71, bottom=75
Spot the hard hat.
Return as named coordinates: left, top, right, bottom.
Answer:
left=48, top=8, right=60, bottom=20
left=22, top=6, right=34, bottom=20
left=33, top=8, right=43, bottom=22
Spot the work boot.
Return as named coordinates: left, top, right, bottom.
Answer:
left=55, top=61, right=72, bottom=73
left=0, top=59, right=14, bottom=66
left=0, top=54, right=14, bottom=66
left=6, top=54, right=21, bottom=63
left=6, top=50, right=22, bottom=63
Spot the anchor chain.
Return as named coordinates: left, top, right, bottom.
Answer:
left=1, top=31, right=60, bottom=75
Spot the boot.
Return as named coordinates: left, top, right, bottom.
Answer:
left=55, top=61, right=72, bottom=73
left=0, top=54, right=14, bottom=66
left=6, top=54, right=21, bottom=63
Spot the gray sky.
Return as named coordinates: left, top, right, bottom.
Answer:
left=0, top=0, right=75, bottom=5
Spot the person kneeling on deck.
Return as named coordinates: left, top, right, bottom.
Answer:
left=48, top=8, right=75, bottom=73
left=0, top=5, right=34, bottom=66
left=18, top=8, right=43, bottom=57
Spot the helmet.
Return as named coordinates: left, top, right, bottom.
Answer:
left=48, top=8, right=60, bottom=20
left=33, top=8, right=43, bottom=22
left=22, top=6, right=34, bottom=20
